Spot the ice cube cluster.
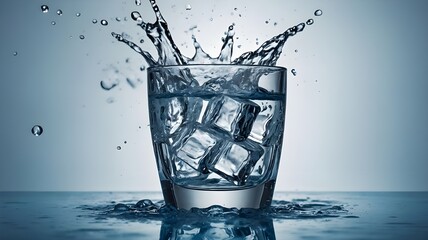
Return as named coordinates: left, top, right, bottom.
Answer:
left=151, top=94, right=283, bottom=186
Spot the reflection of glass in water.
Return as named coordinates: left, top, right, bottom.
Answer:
left=159, top=217, right=275, bottom=240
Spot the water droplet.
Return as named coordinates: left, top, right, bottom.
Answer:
left=314, top=9, right=323, bottom=16
left=76, top=12, right=81, bottom=17
left=92, top=19, right=97, bottom=24
left=237, top=45, right=241, bottom=48
left=140, top=65, right=146, bottom=71
left=306, top=19, right=314, bottom=25
left=124, top=141, right=127, bottom=144
left=56, top=9, right=63, bottom=16
left=101, top=19, right=108, bottom=26
left=106, top=97, right=115, bottom=103
left=13, top=51, right=18, bottom=56
left=294, top=49, right=298, bottom=53
left=79, top=35, right=85, bottom=40
left=51, top=21, right=56, bottom=25
left=139, top=39, right=144, bottom=43
left=274, top=22, right=278, bottom=26
left=135, top=0, right=141, bottom=6
left=41, top=5, right=49, bottom=13
left=131, top=11, right=142, bottom=23
left=234, top=7, right=238, bottom=11
left=117, top=146, right=122, bottom=150
left=31, top=125, right=43, bottom=136
left=265, top=20, right=269, bottom=24
left=185, top=4, right=192, bottom=10
left=291, top=69, right=297, bottom=76
left=115, top=17, right=121, bottom=22
left=209, top=17, right=213, bottom=21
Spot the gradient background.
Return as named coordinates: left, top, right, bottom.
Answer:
left=1, top=0, right=427, bottom=192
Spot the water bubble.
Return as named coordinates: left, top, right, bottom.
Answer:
left=31, top=125, right=43, bottom=136
left=115, top=17, right=121, bottom=22
left=56, top=9, right=63, bottom=16
left=92, top=19, right=97, bottom=24
left=140, top=65, right=146, bottom=71
left=101, top=19, right=108, bottom=26
left=234, top=7, right=238, bottom=11
left=185, top=4, right=192, bottom=10
left=124, top=141, right=127, bottom=144
left=139, top=39, right=144, bottom=43
left=314, top=9, right=323, bottom=16
left=51, top=21, right=56, bottom=25
left=209, top=17, right=213, bottom=21
left=117, top=146, right=122, bottom=150
left=306, top=19, right=314, bottom=25
left=274, top=22, right=278, bottom=26
left=291, top=69, right=297, bottom=76
left=79, top=35, right=85, bottom=40
left=41, top=5, right=49, bottom=13
left=294, top=49, right=298, bottom=53
left=131, top=11, right=142, bottom=22
left=135, top=0, right=142, bottom=6
left=76, top=12, right=81, bottom=17
left=265, top=20, right=269, bottom=24
left=13, top=51, right=18, bottom=56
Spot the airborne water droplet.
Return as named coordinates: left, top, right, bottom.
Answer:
left=56, top=9, right=63, bottom=16
left=101, top=19, right=108, bottom=26
left=79, top=35, right=85, bottom=39
left=117, top=146, right=122, bottom=150
left=92, top=19, right=97, bottom=24
left=41, top=5, right=49, bottom=13
left=291, top=69, right=297, bottom=76
left=135, top=0, right=142, bottom=6
left=76, top=12, right=81, bottom=17
left=306, top=19, right=314, bottom=25
left=51, top=21, right=56, bottom=25
left=31, top=125, right=43, bottom=136
left=185, top=4, right=192, bottom=10
left=131, top=11, right=142, bottom=22
left=314, top=9, right=323, bottom=16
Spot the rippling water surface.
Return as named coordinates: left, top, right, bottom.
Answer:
left=1, top=192, right=427, bottom=239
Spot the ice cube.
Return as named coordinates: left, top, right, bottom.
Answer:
left=248, top=100, right=284, bottom=145
left=203, top=95, right=260, bottom=141
left=172, top=124, right=223, bottom=173
left=150, top=97, right=188, bottom=141
left=207, top=140, right=264, bottom=185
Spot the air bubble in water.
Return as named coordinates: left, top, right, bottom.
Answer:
left=139, top=39, right=144, bottom=43
left=101, top=19, right=108, bottom=26
left=76, top=12, right=81, bottom=17
left=92, top=19, right=97, bottom=24
left=131, top=11, right=142, bottom=22
left=140, top=65, right=146, bottom=71
left=13, top=51, right=18, bottom=56
left=306, top=19, right=314, bottom=25
left=135, top=0, right=142, bottom=6
left=79, top=35, right=85, bottom=40
left=56, top=9, right=63, bottom=16
left=234, top=8, right=238, bottom=11
left=314, top=9, right=323, bottom=16
left=31, top=125, right=43, bottom=136
left=116, top=17, right=121, bottom=22
left=185, top=4, right=192, bottom=10
left=117, top=146, right=122, bottom=150
left=41, top=5, right=49, bottom=13
left=51, top=21, right=56, bottom=25
left=291, top=69, right=297, bottom=76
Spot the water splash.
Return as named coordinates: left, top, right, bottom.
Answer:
left=80, top=197, right=353, bottom=222
left=113, top=0, right=312, bottom=67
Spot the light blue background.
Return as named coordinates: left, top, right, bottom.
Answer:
left=1, top=0, right=427, bottom=191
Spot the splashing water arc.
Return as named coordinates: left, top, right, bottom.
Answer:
left=113, top=0, right=308, bottom=67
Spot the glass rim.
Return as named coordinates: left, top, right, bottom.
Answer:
left=147, top=64, right=287, bottom=72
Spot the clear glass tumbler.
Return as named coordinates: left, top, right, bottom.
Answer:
left=147, top=65, right=286, bottom=209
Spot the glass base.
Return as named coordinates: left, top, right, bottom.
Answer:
left=160, top=180, right=276, bottom=210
